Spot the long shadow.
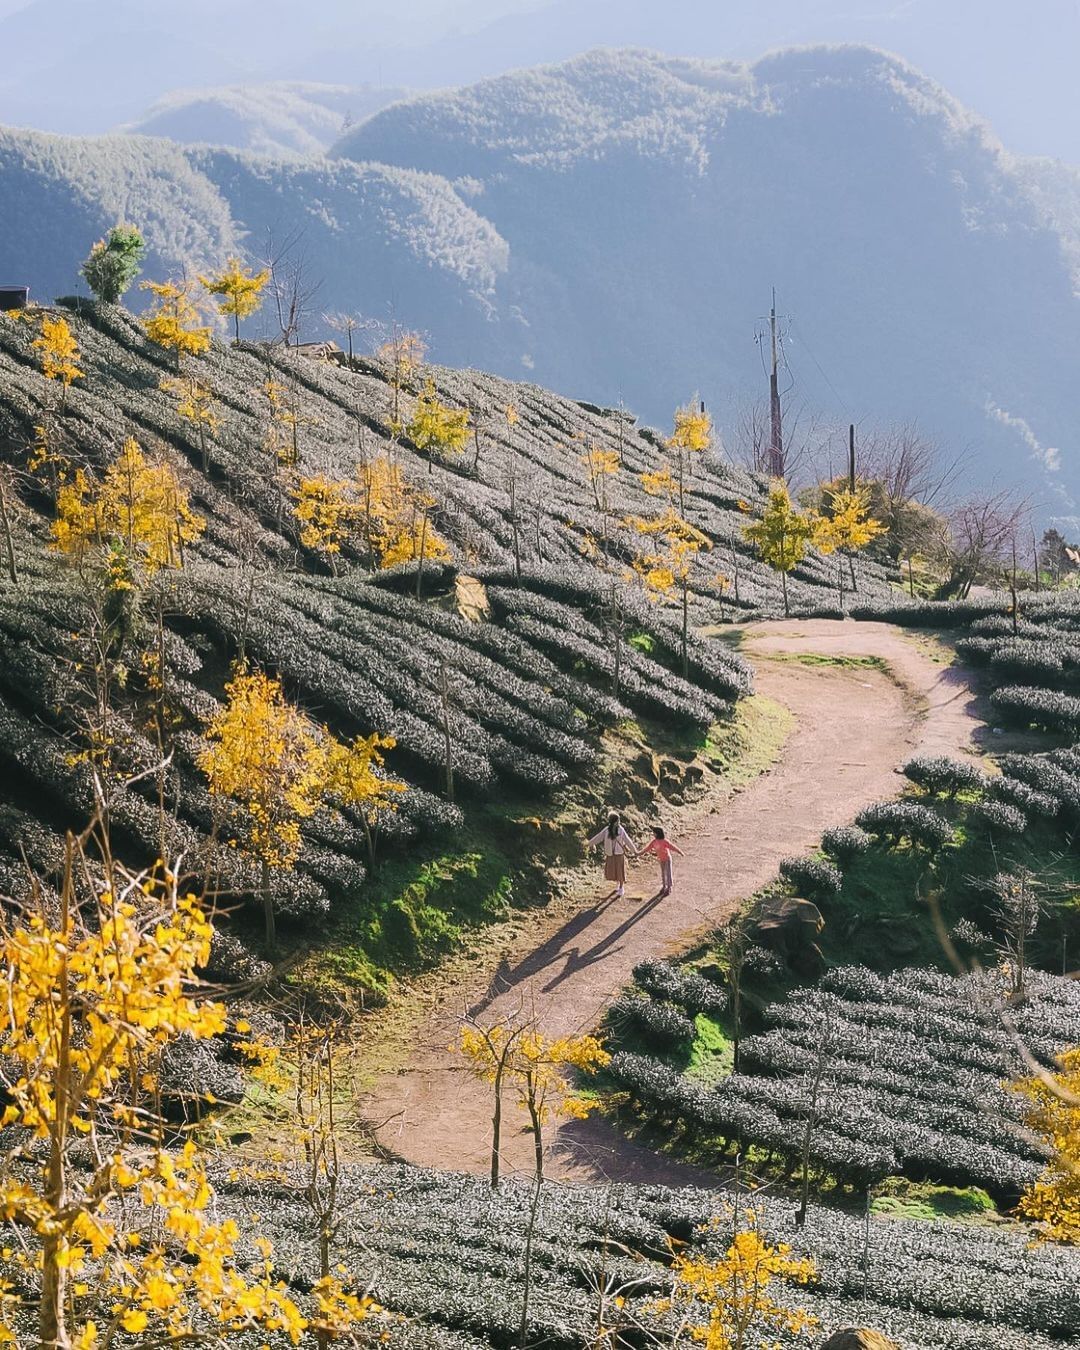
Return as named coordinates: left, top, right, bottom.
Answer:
left=539, top=890, right=668, bottom=994
left=466, top=888, right=623, bottom=1019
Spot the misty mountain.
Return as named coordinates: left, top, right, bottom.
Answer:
left=0, top=0, right=521, bottom=133
left=332, top=45, right=1080, bottom=521
left=121, top=83, right=410, bottom=158
left=4, top=0, right=1080, bottom=163
left=4, top=45, right=1080, bottom=520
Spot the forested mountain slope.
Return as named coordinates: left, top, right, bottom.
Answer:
left=335, top=45, right=1080, bottom=516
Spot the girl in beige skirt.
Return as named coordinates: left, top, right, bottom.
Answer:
left=587, top=811, right=638, bottom=898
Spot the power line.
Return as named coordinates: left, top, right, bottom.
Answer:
left=787, top=316, right=852, bottom=418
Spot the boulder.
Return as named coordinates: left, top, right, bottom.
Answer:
left=821, top=1331, right=901, bottom=1350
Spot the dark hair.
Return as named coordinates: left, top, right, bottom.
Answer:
left=652, top=826, right=665, bottom=840
left=607, top=812, right=620, bottom=840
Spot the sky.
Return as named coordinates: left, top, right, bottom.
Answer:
left=0, top=0, right=1076, bottom=161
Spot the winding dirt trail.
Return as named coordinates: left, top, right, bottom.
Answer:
left=358, top=620, right=980, bottom=1187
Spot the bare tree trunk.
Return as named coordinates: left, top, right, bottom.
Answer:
left=415, top=510, right=429, bottom=599
left=517, top=1177, right=543, bottom=1349
left=796, top=1024, right=830, bottom=1229
left=439, top=661, right=454, bottom=803
left=0, top=473, right=17, bottom=584
left=526, top=1088, right=545, bottom=1182
left=681, top=580, right=689, bottom=678
left=261, top=857, right=276, bottom=951
left=491, top=1062, right=505, bottom=1190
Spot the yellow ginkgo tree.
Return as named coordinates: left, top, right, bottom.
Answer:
left=666, top=398, right=712, bottom=512
left=290, top=474, right=359, bottom=571
left=358, top=453, right=451, bottom=574
left=200, top=256, right=270, bottom=341
left=407, top=380, right=470, bottom=469
left=52, top=437, right=205, bottom=576
left=32, top=314, right=83, bottom=408
left=812, top=483, right=886, bottom=602
left=742, top=479, right=817, bottom=617
left=141, top=279, right=211, bottom=369
left=0, top=819, right=379, bottom=1350
left=1014, top=1048, right=1080, bottom=1244
left=160, top=373, right=220, bottom=471
left=458, top=1015, right=609, bottom=1186
left=199, top=666, right=405, bottom=948
left=627, top=504, right=715, bottom=676
left=655, top=1210, right=817, bottom=1349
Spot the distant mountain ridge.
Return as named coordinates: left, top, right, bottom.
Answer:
left=121, top=83, right=411, bottom=158
left=332, top=45, right=1080, bottom=519
left=3, top=44, right=1080, bottom=520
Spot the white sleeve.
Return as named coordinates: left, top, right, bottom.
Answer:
left=619, top=827, right=636, bottom=850
left=587, top=829, right=606, bottom=848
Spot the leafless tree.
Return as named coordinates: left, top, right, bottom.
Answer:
left=264, top=225, right=322, bottom=348
left=728, top=397, right=829, bottom=485
left=324, top=310, right=373, bottom=365
left=859, top=423, right=964, bottom=514
left=936, top=487, right=1029, bottom=597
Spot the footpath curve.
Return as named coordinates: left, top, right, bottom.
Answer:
left=357, top=620, right=980, bottom=1186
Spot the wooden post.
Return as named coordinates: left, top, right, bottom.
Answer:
left=848, top=423, right=856, bottom=493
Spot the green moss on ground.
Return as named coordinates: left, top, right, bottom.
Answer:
left=686, top=1012, right=735, bottom=1085
left=871, top=1178, right=999, bottom=1223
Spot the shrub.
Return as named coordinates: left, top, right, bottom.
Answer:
left=953, top=636, right=1001, bottom=665
left=778, top=854, right=843, bottom=901
left=968, top=800, right=1028, bottom=836
left=632, top=959, right=727, bottom=1017
left=902, top=754, right=988, bottom=798
left=820, top=824, right=873, bottom=867
left=990, top=686, right=1080, bottom=733
left=855, top=800, right=953, bottom=850
left=609, top=993, right=695, bottom=1050
left=989, top=775, right=1059, bottom=820
left=997, top=753, right=1080, bottom=814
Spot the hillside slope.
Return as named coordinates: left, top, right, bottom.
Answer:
left=0, top=303, right=889, bottom=970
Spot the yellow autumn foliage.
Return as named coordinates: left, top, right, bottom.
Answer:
left=0, top=846, right=349, bottom=1348
left=813, top=484, right=886, bottom=555
left=200, top=256, right=269, bottom=340
left=141, top=279, right=211, bottom=364
left=32, top=315, right=83, bottom=392
left=659, top=1213, right=817, bottom=1349
left=359, top=453, right=451, bottom=569
left=1015, top=1047, right=1080, bottom=1243
left=407, top=380, right=470, bottom=458
left=458, top=1023, right=610, bottom=1128
left=160, top=374, right=219, bottom=436
left=290, top=475, right=358, bottom=558
left=52, top=437, right=205, bottom=574
left=669, top=401, right=712, bottom=454
left=199, top=667, right=405, bottom=875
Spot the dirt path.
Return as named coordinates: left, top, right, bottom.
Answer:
left=358, top=620, right=979, bottom=1185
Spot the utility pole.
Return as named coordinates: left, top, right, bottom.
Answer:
left=768, top=288, right=784, bottom=479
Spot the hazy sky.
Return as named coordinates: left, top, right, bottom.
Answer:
left=0, top=0, right=1076, bottom=161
